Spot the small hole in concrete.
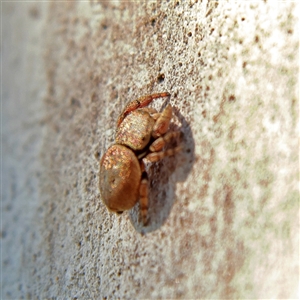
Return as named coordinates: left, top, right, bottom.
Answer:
left=157, top=74, right=165, bottom=83
left=94, top=151, right=101, bottom=160
left=229, top=94, right=236, bottom=101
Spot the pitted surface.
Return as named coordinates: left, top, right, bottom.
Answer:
left=2, top=1, right=299, bottom=299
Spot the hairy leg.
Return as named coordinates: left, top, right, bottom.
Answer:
left=139, top=162, right=149, bottom=225
left=152, top=104, right=173, bottom=138
left=117, top=92, right=170, bottom=127
left=149, top=131, right=181, bottom=152
left=144, top=146, right=182, bottom=163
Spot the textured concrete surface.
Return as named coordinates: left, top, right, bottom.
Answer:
left=2, top=1, right=299, bottom=299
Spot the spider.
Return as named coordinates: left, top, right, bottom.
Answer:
left=99, top=92, right=180, bottom=225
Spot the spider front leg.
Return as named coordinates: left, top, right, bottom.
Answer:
left=117, top=92, right=170, bottom=127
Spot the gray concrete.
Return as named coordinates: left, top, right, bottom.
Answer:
left=2, top=1, right=299, bottom=299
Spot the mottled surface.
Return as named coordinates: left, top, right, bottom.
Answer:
left=2, top=1, right=299, bottom=299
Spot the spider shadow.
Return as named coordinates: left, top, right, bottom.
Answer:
left=129, top=106, right=195, bottom=234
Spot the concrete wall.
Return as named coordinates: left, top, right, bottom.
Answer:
left=2, top=1, right=299, bottom=299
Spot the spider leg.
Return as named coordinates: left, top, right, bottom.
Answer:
left=149, top=131, right=181, bottom=152
left=139, top=134, right=181, bottom=225
left=141, top=107, right=158, bottom=115
left=144, top=146, right=182, bottom=163
left=117, top=92, right=170, bottom=127
left=152, top=104, right=173, bottom=138
left=139, top=161, right=149, bottom=225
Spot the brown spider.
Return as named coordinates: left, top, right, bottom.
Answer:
left=99, top=92, right=180, bottom=225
